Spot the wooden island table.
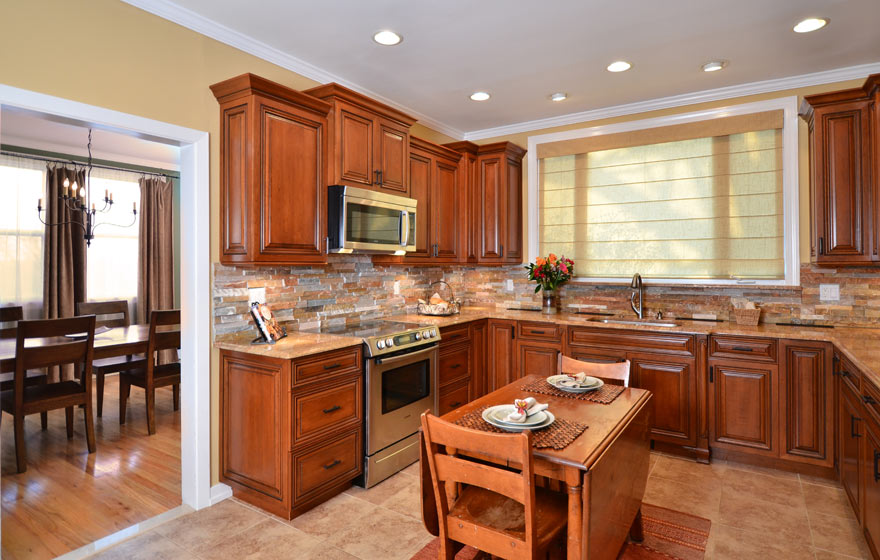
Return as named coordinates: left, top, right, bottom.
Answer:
left=420, top=374, right=653, bottom=560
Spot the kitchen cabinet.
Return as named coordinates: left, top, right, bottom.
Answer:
left=709, top=359, right=777, bottom=455
left=305, top=83, right=416, bottom=197
left=863, top=405, right=880, bottom=558
left=779, top=340, right=834, bottom=467
left=469, top=320, right=488, bottom=398
left=515, top=321, right=564, bottom=379
left=211, top=74, right=332, bottom=265
left=438, top=324, right=471, bottom=416
left=839, top=375, right=863, bottom=520
left=800, top=74, right=880, bottom=266
left=487, top=319, right=517, bottom=392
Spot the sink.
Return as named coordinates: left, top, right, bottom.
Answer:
left=594, top=318, right=679, bottom=328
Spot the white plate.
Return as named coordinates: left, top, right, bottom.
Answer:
left=484, top=404, right=548, bottom=427
left=547, top=374, right=604, bottom=393
left=482, top=408, right=556, bottom=432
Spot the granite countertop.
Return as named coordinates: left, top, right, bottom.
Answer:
left=214, top=330, right=363, bottom=360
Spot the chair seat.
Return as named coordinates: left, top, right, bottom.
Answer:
left=92, top=355, right=146, bottom=375
left=1, top=381, right=87, bottom=414
left=448, top=485, right=568, bottom=548
left=121, top=362, right=181, bottom=388
left=0, top=370, right=47, bottom=391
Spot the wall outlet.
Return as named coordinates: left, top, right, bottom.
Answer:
left=248, top=287, right=266, bottom=305
left=506, top=279, right=514, bottom=291
left=819, top=284, right=840, bottom=302
left=393, top=281, right=401, bottom=295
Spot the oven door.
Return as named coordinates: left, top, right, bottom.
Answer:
left=366, top=344, right=437, bottom=455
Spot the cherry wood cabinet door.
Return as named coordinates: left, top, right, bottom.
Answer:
left=220, top=104, right=249, bottom=259
left=487, top=320, right=516, bottom=392
left=433, top=157, right=461, bottom=260
left=517, top=342, right=559, bottom=379
left=504, top=154, right=523, bottom=264
left=862, top=416, right=880, bottom=556
left=709, top=360, right=777, bottom=455
left=376, top=119, right=409, bottom=195
left=477, top=154, right=504, bottom=262
left=840, top=381, right=863, bottom=520
left=630, top=355, right=696, bottom=446
left=469, top=320, right=487, bottom=399
left=406, top=148, right=432, bottom=259
left=338, top=108, right=374, bottom=188
left=779, top=341, right=833, bottom=466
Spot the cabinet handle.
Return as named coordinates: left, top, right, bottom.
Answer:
left=732, top=346, right=753, bottom=352
left=865, top=395, right=878, bottom=405
left=531, top=330, right=547, bottom=334
left=874, top=450, right=880, bottom=482
left=709, top=366, right=714, bottom=383
left=818, top=237, right=824, bottom=255
left=450, top=364, right=461, bottom=369
left=323, top=363, right=342, bottom=370
left=325, top=236, right=330, bottom=254
left=500, top=244, right=504, bottom=258
left=322, top=405, right=342, bottom=414
left=852, top=415, right=862, bottom=438
left=323, top=459, right=342, bottom=470
left=841, top=370, right=851, bottom=378
left=374, top=170, right=382, bottom=186
left=450, top=401, right=462, bottom=408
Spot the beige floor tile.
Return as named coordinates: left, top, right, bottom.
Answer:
left=90, top=530, right=197, bottom=560
left=812, top=549, right=866, bottom=560
left=400, top=461, right=420, bottom=477
left=378, top=476, right=423, bottom=519
left=344, top=471, right=416, bottom=508
left=802, top=482, right=858, bottom=520
left=155, top=498, right=266, bottom=552
left=322, top=504, right=433, bottom=560
left=290, top=492, right=379, bottom=541
left=808, top=511, right=872, bottom=559
left=722, top=459, right=800, bottom=481
left=194, top=518, right=325, bottom=559
left=642, top=474, right=721, bottom=521
left=720, top=466, right=806, bottom=509
left=708, top=523, right=814, bottom=560
left=650, top=455, right=726, bottom=487
left=718, top=488, right=812, bottom=544
left=799, top=473, right=844, bottom=489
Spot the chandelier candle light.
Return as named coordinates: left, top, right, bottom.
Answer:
left=36, top=129, right=137, bottom=247
left=525, top=254, right=574, bottom=314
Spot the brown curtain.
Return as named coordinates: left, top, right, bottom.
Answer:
left=43, top=166, right=87, bottom=381
left=137, top=176, right=174, bottom=322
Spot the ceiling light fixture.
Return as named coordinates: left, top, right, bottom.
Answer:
left=549, top=92, right=568, bottom=102
left=701, top=60, right=728, bottom=72
left=469, top=91, right=490, bottom=101
left=606, top=61, right=632, bottom=73
left=793, top=17, right=828, bottom=33
left=373, top=30, right=402, bottom=45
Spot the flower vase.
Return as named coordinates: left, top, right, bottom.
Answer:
left=541, top=289, right=557, bottom=314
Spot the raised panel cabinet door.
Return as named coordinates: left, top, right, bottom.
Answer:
left=338, top=109, right=373, bottom=187
left=862, top=418, right=880, bottom=555
left=517, top=342, right=560, bottom=379
left=780, top=341, right=833, bottom=466
left=631, top=356, right=696, bottom=445
left=220, top=352, right=288, bottom=501
left=487, top=320, right=516, bottom=392
left=469, top=320, right=487, bottom=398
left=258, top=101, right=325, bottom=261
left=709, top=361, right=776, bottom=454
left=504, top=155, right=523, bottom=263
left=477, top=154, right=504, bottom=261
left=220, top=104, right=249, bottom=259
left=814, top=101, right=873, bottom=263
left=433, top=158, right=461, bottom=260
left=407, top=149, right=432, bottom=259
left=839, top=383, right=862, bottom=520
left=376, top=120, right=409, bottom=195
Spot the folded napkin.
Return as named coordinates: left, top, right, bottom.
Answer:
left=559, top=372, right=597, bottom=388
left=504, top=397, right=549, bottom=423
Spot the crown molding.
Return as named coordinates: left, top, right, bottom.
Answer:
left=464, top=61, right=880, bottom=141
left=121, top=0, right=465, bottom=140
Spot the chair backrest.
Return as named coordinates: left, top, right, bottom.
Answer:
left=420, top=411, right=539, bottom=558
left=145, top=309, right=181, bottom=381
left=558, top=354, right=631, bottom=387
left=76, top=300, right=130, bottom=328
left=0, top=305, right=23, bottom=339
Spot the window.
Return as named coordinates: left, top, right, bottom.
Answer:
left=528, top=99, right=799, bottom=285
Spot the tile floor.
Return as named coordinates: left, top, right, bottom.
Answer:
left=91, top=454, right=871, bottom=559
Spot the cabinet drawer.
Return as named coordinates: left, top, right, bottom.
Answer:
left=439, top=343, right=470, bottom=386
left=439, top=379, right=470, bottom=416
left=439, top=324, right=470, bottom=346
left=864, top=378, right=880, bottom=426
left=838, top=353, right=863, bottom=394
left=710, top=336, right=777, bottom=362
left=293, top=346, right=361, bottom=387
left=568, top=327, right=694, bottom=357
left=293, top=429, right=361, bottom=503
left=518, top=321, right=564, bottom=343
left=292, top=378, right=362, bottom=448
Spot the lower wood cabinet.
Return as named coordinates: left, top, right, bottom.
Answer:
left=469, top=320, right=488, bottom=398
left=863, top=413, right=880, bottom=557
left=630, top=355, right=696, bottom=446
left=438, top=323, right=476, bottom=416
left=840, top=378, right=863, bottom=520
left=517, top=343, right=559, bottom=378
left=709, top=360, right=777, bottom=455
left=487, top=319, right=517, bottom=392
left=780, top=340, right=833, bottom=466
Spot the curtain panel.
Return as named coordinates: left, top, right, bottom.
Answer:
left=137, top=177, right=174, bottom=320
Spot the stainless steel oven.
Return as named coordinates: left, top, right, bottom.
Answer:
left=328, top=185, right=417, bottom=254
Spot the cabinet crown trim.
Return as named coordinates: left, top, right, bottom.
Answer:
left=304, top=82, right=417, bottom=126
left=210, top=73, right=332, bottom=115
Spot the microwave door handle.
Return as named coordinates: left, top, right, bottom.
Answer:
left=400, top=210, right=409, bottom=247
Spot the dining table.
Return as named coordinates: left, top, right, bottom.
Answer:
left=419, top=374, right=653, bottom=560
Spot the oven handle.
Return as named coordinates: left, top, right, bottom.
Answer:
left=374, top=344, right=436, bottom=365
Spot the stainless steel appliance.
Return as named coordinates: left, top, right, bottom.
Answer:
left=328, top=185, right=417, bottom=254
left=305, top=320, right=440, bottom=487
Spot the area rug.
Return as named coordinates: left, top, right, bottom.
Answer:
left=410, top=504, right=710, bottom=560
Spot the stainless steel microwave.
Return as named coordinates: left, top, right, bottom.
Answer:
left=328, top=185, right=417, bottom=254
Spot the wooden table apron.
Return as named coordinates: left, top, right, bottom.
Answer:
left=0, top=325, right=152, bottom=374
left=419, top=374, right=653, bottom=560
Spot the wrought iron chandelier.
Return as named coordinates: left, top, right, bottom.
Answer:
left=37, top=129, right=137, bottom=246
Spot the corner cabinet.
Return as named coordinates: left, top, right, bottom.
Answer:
left=211, top=74, right=332, bottom=265
left=800, top=73, right=880, bottom=266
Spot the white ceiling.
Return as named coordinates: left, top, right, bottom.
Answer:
left=131, top=0, right=880, bottom=139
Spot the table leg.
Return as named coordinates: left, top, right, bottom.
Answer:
left=566, top=471, right=584, bottom=560
left=629, top=507, right=644, bottom=543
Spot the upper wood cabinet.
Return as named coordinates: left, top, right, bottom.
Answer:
left=305, top=83, right=416, bottom=197
left=801, top=74, right=880, bottom=266
left=211, top=74, right=331, bottom=265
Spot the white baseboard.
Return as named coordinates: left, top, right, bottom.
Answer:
left=210, top=483, right=233, bottom=505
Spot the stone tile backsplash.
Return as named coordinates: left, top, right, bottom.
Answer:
left=213, top=259, right=880, bottom=336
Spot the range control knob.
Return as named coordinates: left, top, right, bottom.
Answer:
left=385, top=337, right=394, bottom=347
left=425, top=330, right=433, bottom=338
left=414, top=332, right=422, bottom=340
left=432, top=328, right=438, bottom=337
left=376, top=340, right=385, bottom=350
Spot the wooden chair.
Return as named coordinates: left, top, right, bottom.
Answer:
left=558, top=354, right=632, bottom=387
left=420, top=411, right=568, bottom=560
left=0, top=315, right=97, bottom=473
left=0, top=306, right=48, bottom=430
left=76, top=300, right=145, bottom=417
left=119, top=309, right=180, bottom=435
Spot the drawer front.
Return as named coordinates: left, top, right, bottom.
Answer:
left=293, top=429, right=362, bottom=503
left=838, top=353, right=863, bottom=394
left=439, top=324, right=470, bottom=346
left=710, top=336, right=777, bottom=362
left=293, top=346, right=361, bottom=387
left=518, top=321, right=564, bottom=343
left=567, top=348, right=627, bottom=364
left=864, top=378, right=880, bottom=426
left=293, top=378, right=362, bottom=448
left=439, top=343, right=470, bottom=386
left=568, top=327, right=694, bottom=357
left=439, top=379, right=470, bottom=415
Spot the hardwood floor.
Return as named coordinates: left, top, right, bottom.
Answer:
left=1, top=375, right=181, bottom=560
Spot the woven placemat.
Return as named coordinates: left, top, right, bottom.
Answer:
left=453, top=406, right=588, bottom=450
left=519, top=378, right=625, bottom=404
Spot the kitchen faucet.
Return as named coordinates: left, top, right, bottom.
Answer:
left=630, top=273, right=643, bottom=319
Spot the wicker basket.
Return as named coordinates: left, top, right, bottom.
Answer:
left=417, top=281, right=461, bottom=316
left=733, top=307, right=761, bottom=326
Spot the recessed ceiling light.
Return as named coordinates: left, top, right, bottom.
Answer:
left=549, top=92, right=568, bottom=102
left=606, top=61, right=632, bottom=73
left=373, top=30, right=402, bottom=46
left=469, top=91, right=490, bottom=101
left=701, top=60, right=728, bottom=72
left=793, top=17, right=828, bottom=33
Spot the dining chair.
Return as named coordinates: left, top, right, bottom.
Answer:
left=119, top=309, right=180, bottom=435
left=0, top=306, right=48, bottom=430
left=0, top=315, right=97, bottom=473
left=76, top=300, right=145, bottom=417
left=420, top=411, right=568, bottom=560
left=558, top=354, right=632, bottom=387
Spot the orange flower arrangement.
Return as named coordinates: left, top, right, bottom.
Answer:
left=525, top=253, right=574, bottom=293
